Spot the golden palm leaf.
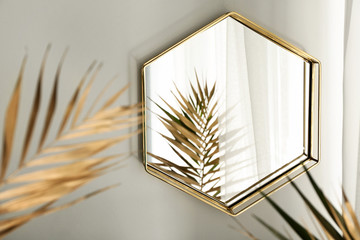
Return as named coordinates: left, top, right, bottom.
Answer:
left=148, top=73, right=223, bottom=199
left=0, top=46, right=141, bottom=238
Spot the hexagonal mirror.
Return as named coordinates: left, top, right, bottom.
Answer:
left=141, top=12, right=320, bottom=215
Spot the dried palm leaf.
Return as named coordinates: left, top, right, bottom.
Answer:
left=0, top=46, right=141, bottom=238
left=148, top=73, right=224, bottom=199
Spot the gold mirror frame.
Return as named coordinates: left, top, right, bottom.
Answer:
left=141, top=12, right=320, bottom=216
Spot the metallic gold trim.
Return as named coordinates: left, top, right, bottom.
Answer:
left=141, top=11, right=321, bottom=216
left=224, top=153, right=308, bottom=205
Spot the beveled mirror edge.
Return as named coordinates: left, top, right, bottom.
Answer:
left=142, top=11, right=321, bottom=68
left=140, top=11, right=321, bottom=216
left=310, top=62, right=321, bottom=161
left=144, top=157, right=319, bottom=216
left=228, top=12, right=321, bottom=64
left=230, top=158, right=319, bottom=215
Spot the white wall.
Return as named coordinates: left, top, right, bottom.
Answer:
left=0, top=0, right=344, bottom=239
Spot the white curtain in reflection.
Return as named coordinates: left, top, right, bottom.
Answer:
left=219, top=18, right=257, bottom=202
left=243, top=29, right=304, bottom=180
left=218, top=18, right=305, bottom=203
left=218, top=18, right=304, bottom=202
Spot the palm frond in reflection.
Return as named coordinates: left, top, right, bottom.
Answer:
left=0, top=46, right=141, bottom=238
left=148, top=73, right=223, bottom=198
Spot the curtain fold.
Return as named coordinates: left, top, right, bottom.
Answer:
left=219, top=18, right=258, bottom=202
left=343, top=0, right=360, bottom=215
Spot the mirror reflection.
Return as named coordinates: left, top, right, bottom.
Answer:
left=143, top=13, right=319, bottom=212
